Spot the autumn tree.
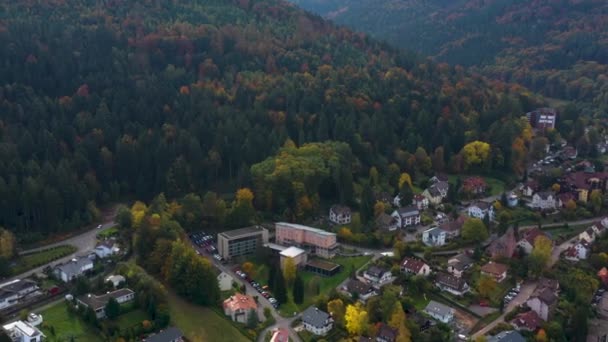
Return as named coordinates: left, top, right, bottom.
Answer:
left=529, top=235, right=552, bottom=276
left=388, top=303, right=411, bottom=342
left=477, top=276, right=497, bottom=299
left=0, top=229, right=16, bottom=259
left=432, top=147, right=445, bottom=172
left=345, top=302, right=368, bottom=336
left=590, top=189, right=603, bottom=214
left=131, top=201, right=148, bottom=228
left=398, top=173, right=413, bottom=189
left=242, top=262, right=255, bottom=278
left=283, top=258, right=296, bottom=286
left=535, top=328, right=548, bottom=342
left=327, top=299, right=345, bottom=326
left=461, top=218, right=488, bottom=242
left=460, top=141, right=491, bottom=171
left=374, top=201, right=386, bottom=217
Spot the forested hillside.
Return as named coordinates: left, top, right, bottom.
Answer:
left=0, top=0, right=540, bottom=238
left=290, top=0, right=608, bottom=113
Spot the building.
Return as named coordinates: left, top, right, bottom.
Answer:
left=375, top=213, right=399, bottom=232
left=306, top=259, right=341, bottom=277
left=2, top=320, right=45, bottom=342
left=466, top=201, right=495, bottom=221
left=422, top=227, right=447, bottom=247
left=438, top=216, right=466, bottom=239
left=143, top=327, right=184, bottom=342
left=391, top=206, right=421, bottom=228
left=487, top=330, right=526, bottom=342
left=269, top=328, right=289, bottom=342
left=76, top=288, right=135, bottom=319
left=462, top=177, right=487, bottom=195
left=343, top=279, right=376, bottom=302
left=329, top=205, right=352, bottom=225
left=376, top=323, right=398, bottom=342
left=0, top=279, right=39, bottom=310
left=579, top=222, right=607, bottom=243
left=526, top=108, right=557, bottom=130
left=446, top=253, right=474, bottom=278
left=92, top=242, right=119, bottom=259
left=435, top=273, right=470, bottom=296
left=563, top=242, right=590, bottom=261
left=275, top=222, right=338, bottom=259
left=279, top=246, right=307, bottom=270
left=412, top=194, right=429, bottom=210
left=105, top=275, right=125, bottom=288
left=488, top=228, right=517, bottom=259
left=510, top=310, right=543, bottom=332
left=223, top=293, right=258, bottom=324
left=480, top=262, right=508, bottom=283
left=560, top=171, right=608, bottom=203
left=507, top=192, right=518, bottom=207
left=217, top=271, right=234, bottom=292
left=517, top=228, right=552, bottom=254
left=54, top=257, right=94, bottom=283
left=301, top=307, right=333, bottom=336
left=530, top=192, right=559, bottom=211
left=400, top=257, right=431, bottom=277
left=363, top=266, right=392, bottom=286
left=424, top=300, right=454, bottom=323
left=526, top=278, right=559, bottom=321
left=522, top=180, right=539, bottom=197
left=217, top=226, right=269, bottom=260
left=422, top=181, right=449, bottom=206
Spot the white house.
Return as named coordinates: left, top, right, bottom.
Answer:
left=92, top=242, right=120, bottom=259
left=526, top=278, right=559, bottom=321
left=391, top=206, right=421, bottom=228
left=223, top=293, right=258, bottom=324
left=301, top=307, right=333, bottom=336
left=77, top=288, right=135, bottom=319
left=422, top=227, right=447, bottom=247
left=401, top=257, right=431, bottom=277
left=54, top=257, right=94, bottom=283
left=363, top=266, right=392, bottom=286
left=466, top=201, right=495, bottom=221
left=564, top=242, right=590, bottom=261
left=413, top=194, right=429, bottom=210
left=217, top=271, right=234, bottom=291
left=2, top=320, right=45, bottom=342
left=446, top=253, right=474, bottom=278
left=435, top=273, right=470, bottom=296
left=530, top=192, right=559, bottom=211
left=0, top=279, right=39, bottom=310
left=105, top=275, right=126, bottom=288
left=329, top=205, right=351, bottom=225
left=579, top=227, right=597, bottom=243
left=422, top=181, right=449, bottom=206
left=424, top=300, right=454, bottom=324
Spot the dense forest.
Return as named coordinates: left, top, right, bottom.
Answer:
left=290, top=0, right=608, bottom=113
left=0, top=0, right=542, bottom=238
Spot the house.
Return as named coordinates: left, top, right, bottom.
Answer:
left=480, top=262, right=508, bottom=283
left=510, top=310, right=543, bottom=332
left=391, top=206, right=421, bottom=228
left=423, top=300, right=454, bottom=324
left=438, top=216, right=466, bottom=239
left=92, top=242, right=119, bottom=259
left=522, top=181, right=539, bottom=197
left=412, top=194, right=429, bottom=210
left=487, top=330, right=526, bottom=342
left=530, top=192, right=559, bottom=211
left=422, top=227, right=447, bottom=247
left=446, top=253, right=474, bottom=278
left=363, top=266, right=392, bottom=286
left=462, top=177, right=487, bottom=195
left=269, top=328, right=289, bottom=342
left=53, top=257, right=94, bottom=283
left=376, top=323, right=398, bottom=342
left=466, top=201, right=495, bottom=221
left=563, top=241, right=590, bottom=261
left=526, top=107, right=557, bottom=130
left=422, top=181, right=449, bottom=206
left=280, top=246, right=308, bottom=271
left=329, top=205, right=352, bottom=225
left=560, top=171, right=608, bottom=203
left=561, top=146, right=577, bottom=160
left=105, top=275, right=125, bottom=288
left=343, top=279, right=376, bottom=302
left=0, top=279, right=39, bottom=310
left=400, top=257, right=431, bottom=277
left=488, top=228, right=517, bottom=259
left=217, top=271, right=234, bottom=292
left=143, top=327, right=184, bottom=342
left=375, top=213, right=399, bottom=232
left=435, top=273, right=470, bottom=296
left=2, top=320, right=45, bottom=342
left=301, top=306, right=333, bottom=336
left=526, top=278, right=559, bottom=321
left=223, top=293, right=258, bottom=324
left=517, top=228, right=552, bottom=254
left=429, top=174, right=449, bottom=184
left=580, top=227, right=598, bottom=243
left=557, top=192, right=576, bottom=207
left=77, top=288, right=135, bottom=319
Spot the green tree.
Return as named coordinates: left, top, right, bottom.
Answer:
left=293, top=274, right=304, bottom=304
left=247, top=309, right=259, bottom=328
left=399, top=184, right=414, bottom=207
left=328, top=299, right=345, bottom=326
left=273, top=267, right=287, bottom=304
left=105, top=298, right=120, bottom=320
left=528, top=235, right=552, bottom=276
left=590, top=189, right=603, bottom=214
left=477, top=276, right=497, bottom=299
left=461, top=218, right=488, bottom=242
left=361, top=183, right=375, bottom=223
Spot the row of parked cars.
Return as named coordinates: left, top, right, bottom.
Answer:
left=592, top=288, right=606, bottom=307
left=235, top=270, right=279, bottom=309
left=504, top=283, right=522, bottom=305
left=189, top=232, right=224, bottom=261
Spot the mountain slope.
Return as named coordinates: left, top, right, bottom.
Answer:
left=290, top=0, right=608, bottom=111
left=0, top=0, right=538, bottom=234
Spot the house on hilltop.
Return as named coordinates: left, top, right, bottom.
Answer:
left=329, top=205, right=352, bottom=225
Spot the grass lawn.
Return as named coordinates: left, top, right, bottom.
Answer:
left=167, top=291, right=249, bottom=342
left=12, top=245, right=77, bottom=275
left=97, top=226, right=119, bottom=239
left=39, top=302, right=103, bottom=342
left=115, top=309, right=149, bottom=330
left=544, top=223, right=588, bottom=240
left=410, top=293, right=431, bottom=310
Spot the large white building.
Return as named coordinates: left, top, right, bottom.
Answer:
left=2, top=320, right=45, bottom=342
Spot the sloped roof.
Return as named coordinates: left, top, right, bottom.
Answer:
left=223, top=293, right=257, bottom=312
left=424, top=300, right=453, bottom=317
left=511, top=310, right=543, bottom=330
left=345, top=279, right=373, bottom=295
left=436, top=273, right=468, bottom=291
left=301, top=306, right=331, bottom=328
left=481, top=262, right=508, bottom=276
left=401, top=257, right=428, bottom=273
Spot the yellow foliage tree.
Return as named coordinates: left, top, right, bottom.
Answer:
left=551, top=183, right=561, bottom=193
left=283, top=258, right=296, bottom=285
left=236, top=188, right=254, bottom=206
left=531, top=235, right=553, bottom=268
left=388, top=303, right=411, bottom=342
left=477, top=275, right=497, bottom=299
left=565, top=199, right=577, bottom=211
left=535, top=328, right=548, bottom=342
left=148, top=213, right=161, bottom=227
left=241, top=262, right=255, bottom=277
left=327, top=299, right=345, bottom=325
left=461, top=140, right=491, bottom=170
left=0, top=229, right=16, bottom=259
left=398, top=173, right=413, bottom=189
left=338, top=227, right=353, bottom=241
left=345, top=303, right=368, bottom=336
left=374, top=201, right=386, bottom=217
left=131, top=201, right=147, bottom=228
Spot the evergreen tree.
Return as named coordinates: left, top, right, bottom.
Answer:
left=273, top=267, right=288, bottom=304
left=247, top=309, right=259, bottom=328
left=360, top=183, right=375, bottom=223
left=398, top=184, right=414, bottom=207
left=105, top=298, right=120, bottom=320
left=293, top=274, right=304, bottom=304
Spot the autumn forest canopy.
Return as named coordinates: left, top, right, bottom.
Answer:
left=0, top=0, right=545, bottom=238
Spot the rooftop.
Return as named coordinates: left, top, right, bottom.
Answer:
left=424, top=300, right=453, bottom=317
left=55, top=256, right=93, bottom=276
left=487, top=330, right=525, bottom=342
left=401, top=257, right=428, bottom=273
left=481, top=262, right=508, bottom=276
left=275, top=222, right=336, bottom=236
left=0, top=279, right=37, bottom=293
left=223, top=293, right=257, bottom=312
left=144, top=327, right=184, bottom=342
left=2, top=320, right=44, bottom=338
left=511, top=310, right=543, bottom=330
left=280, top=246, right=306, bottom=258
left=77, top=288, right=135, bottom=311
left=219, top=225, right=266, bottom=238
left=306, top=259, right=340, bottom=272
left=301, top=306, right=331, bottom=329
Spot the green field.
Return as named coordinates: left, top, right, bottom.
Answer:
left=97, top=226, right=119, bottom=239
left=13, top=245, right=77, bottom=275
left=167, top=291, right=249, bottom=342
left=116, top=309, right=148, bottom=330
left=39, top=302, right=103, bottom=342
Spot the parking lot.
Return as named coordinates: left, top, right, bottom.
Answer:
left=233, top=268, right=280, bottom=309
left=189, top=231, right=223, bottom=262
